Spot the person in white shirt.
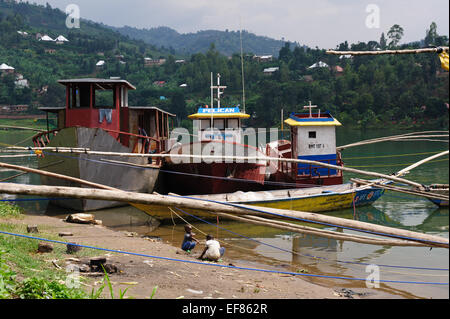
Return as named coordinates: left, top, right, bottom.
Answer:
left=198, top=234, right=225, bottom=262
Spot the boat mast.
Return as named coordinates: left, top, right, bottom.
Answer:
left=240, top=26, right=246, bottom=113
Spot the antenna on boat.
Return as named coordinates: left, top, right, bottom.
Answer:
left=210, top=72, right=214, bottom=108
left=239, top=20, right=246, bottom=113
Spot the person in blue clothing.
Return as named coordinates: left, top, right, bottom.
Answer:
left=181, top=225, right=199, bottom=253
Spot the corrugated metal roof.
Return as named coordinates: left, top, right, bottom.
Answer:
left=128, top=106, right=175, bottom=117
left=58, top=78, right=136, bottom=90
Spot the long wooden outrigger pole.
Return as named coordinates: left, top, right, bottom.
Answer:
left=6, top=146, right=448, bottom=191
left=0, top=180, right=448, bottom=248
left=326, top=47, right=449, bottom=56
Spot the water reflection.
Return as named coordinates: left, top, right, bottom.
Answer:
left=1, top=128, right=448, bottom=299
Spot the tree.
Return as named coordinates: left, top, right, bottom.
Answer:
left=279, top=42, right=292, bottom=63
left=379, top=32, right=387, bottom=50
left=387, top=24, right=404, bottom=48
left=424, top=22, right=438, bottom=46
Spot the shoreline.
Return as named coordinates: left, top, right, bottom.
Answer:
left=0, top=213, right=398, bottom=300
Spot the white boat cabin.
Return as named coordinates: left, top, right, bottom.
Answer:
left=284, top=102, right=342, bottom=177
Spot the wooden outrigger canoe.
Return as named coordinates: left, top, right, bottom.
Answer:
left=418, top=184, right=449, bottom=207
left=136, top=181, right=386, bottom=221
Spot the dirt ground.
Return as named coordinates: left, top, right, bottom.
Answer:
left=1, top=214, right=393, bottom=300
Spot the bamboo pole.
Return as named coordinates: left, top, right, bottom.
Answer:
left=0, top=181, right=447, bottom=248
left=337, top=132, right=449, bottom=151
left=0, top=160, right=65, bottom=182
left=326, top=47, right=449, bottom=56
left=0, top=125, right=45, bottom=132
left=1, top=147, right=434, bottom=188
left=396, top=150, right=449, bottom=177
left=0, top=161, right=115, bottom=191
left=351, top=178, right=448, bottom=201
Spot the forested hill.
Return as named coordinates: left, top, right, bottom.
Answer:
left=0, top=0, right=448, bottom=130
left=110, top=26, right=291, bottom=57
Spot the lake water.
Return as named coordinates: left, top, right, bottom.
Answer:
left=1, top=127, right=448, bottom=299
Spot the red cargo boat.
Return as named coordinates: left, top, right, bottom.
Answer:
left=162, top=73, right=267, bottom=195
left=34, top=77, right=175, bottom=211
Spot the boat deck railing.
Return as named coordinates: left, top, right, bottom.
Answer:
left=32, top=129, right=60, bottom=153
left=279, top=153, right=344, bottom=181
left=102, top=128, right=165, bottom=165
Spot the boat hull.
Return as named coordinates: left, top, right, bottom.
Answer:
left=134, top=182, right=385, bottom=222
left=162, top=140, right=267, bottom=195
left=37, top=127, right=160, bottom=211
left=417, top=184, right=449, bottom=208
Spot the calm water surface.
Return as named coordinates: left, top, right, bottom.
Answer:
left=1, top=127, right=448, bottom=299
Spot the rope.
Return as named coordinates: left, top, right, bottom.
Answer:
left=39, top=150, right=314, bottom=188
left=348, top=158, right=448, bottom=168
left=0, top=229, right=447, bottom=285
left=173, top=207, right=449, bottom=273
left=167, top=207, right=256, bottom=253
left=344, top=151, right=446, bottom=160
left=167, top=195, right=448, bottom=247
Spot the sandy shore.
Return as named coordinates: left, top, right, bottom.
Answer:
left=1, top=214, right=395, bottom=300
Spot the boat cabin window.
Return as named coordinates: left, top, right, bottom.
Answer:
left=227, top=118, right=239, bottom=129
left=213, top=119, right=225, bottom=130
left=69, top=84, right=90, bottom=108
left=200, top=119, right=211, bottom=130
left=94, top=89, right=115, bottom=109
left=308, top=131, right=317, bottom=138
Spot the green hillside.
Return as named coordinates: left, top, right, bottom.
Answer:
left=0, top=0, right=448, bottom=130
left=111, top=25, right=290, bottom=57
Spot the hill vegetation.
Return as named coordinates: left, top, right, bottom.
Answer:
left=0, top=0, right=448, bottom=130
left=111, top=25, right=291, bottom=57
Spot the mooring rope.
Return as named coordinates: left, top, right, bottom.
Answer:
left=344, top=150, right=447, bottom=160
left=38, top=150, right=316, bottom=189
left=167, top=194, right=448, bottom=247
left=172, top=207, right=449, bottom=273
left=0, top=229, right=447, bottom=285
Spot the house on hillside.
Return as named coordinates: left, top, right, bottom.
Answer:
left=39, top=35, right=55, bottom=42
left=56, top=35, right=69, bottom=42
left=263, top=67, right=279, bottom=75
left=253, top=55, right=273, bottom=63
left=308, top=61, right=329, bottom=69
left=333, top=65, right=344, bottom=77
left=0, top=105, right=29, bottom=114
left=0, top=63, right=15, bottom=75
left=55, top=35, right=69, bottom=44
left=144, top=58, right=166, bottom=67
left=15, top=75, right=29, bottom=88
left=153, top=81, right=166, bottom=87
left=96, top=60, right=105, bottom=69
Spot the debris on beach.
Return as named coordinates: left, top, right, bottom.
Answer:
left=64, top=213, right=102, bottom=225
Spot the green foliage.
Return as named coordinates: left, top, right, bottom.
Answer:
left=0, top=250, right=16, bottom=299
left=14, top=277, right=87, bottom=299
left=0, top=202, right=23, bottom=218
left=0, top=1, right=448, bottom=130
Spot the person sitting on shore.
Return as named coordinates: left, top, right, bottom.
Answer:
left=198, top=234, right=225, bottom=262
left=181, top=225, right=199, bottom=253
